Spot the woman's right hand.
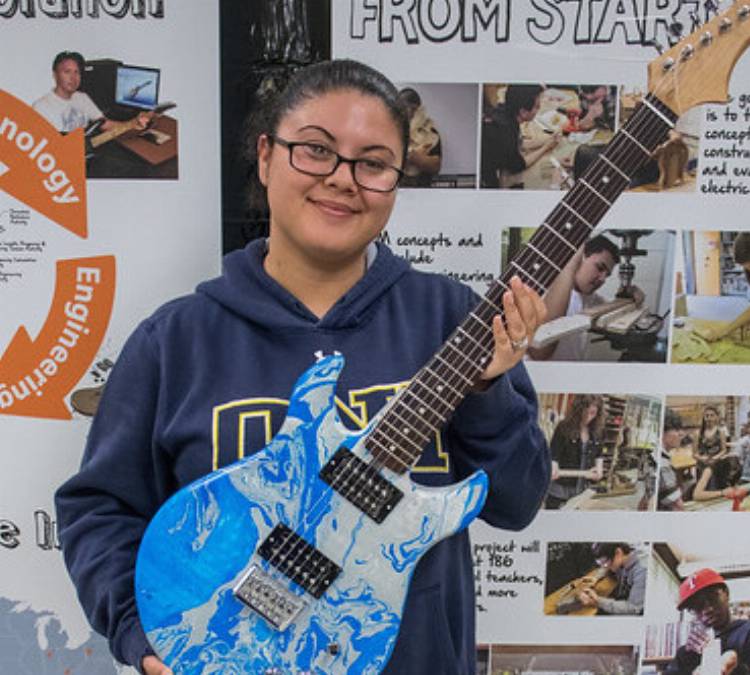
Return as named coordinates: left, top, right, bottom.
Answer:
left=142, top=655, right=174, bottom=675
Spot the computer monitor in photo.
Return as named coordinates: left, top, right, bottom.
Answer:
left=115, top=65, right=160, bottom=110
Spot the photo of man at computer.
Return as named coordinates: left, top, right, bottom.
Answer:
left=33, top=51, right=178, bottom=179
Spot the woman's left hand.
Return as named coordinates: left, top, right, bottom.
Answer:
left=479, top=276, right=547, bottom=383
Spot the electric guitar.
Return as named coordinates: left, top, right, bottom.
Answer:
left=135, top=6, right=750, bottom=673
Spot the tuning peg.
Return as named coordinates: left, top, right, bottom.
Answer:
left=647, top=39, right=665, bottom=55
left=669, top=21, right=684, bottom=39
left=680, top=44, right=696, bottom=60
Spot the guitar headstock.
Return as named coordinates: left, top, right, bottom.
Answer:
left=648, top=2, right=750, bottom=113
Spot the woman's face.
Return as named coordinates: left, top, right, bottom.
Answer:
left=704, top=409, right=718, bottom=425
left=257, top=89, right=403, bottom=268
left=584, top=402, right=599, bottom=424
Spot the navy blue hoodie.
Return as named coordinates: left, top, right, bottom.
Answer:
left=55, top=240, right=550, bottom=675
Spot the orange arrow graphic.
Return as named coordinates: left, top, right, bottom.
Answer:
left=0, top=90, right=87, bottom=238
left=0, top=256, right=115, bottom=420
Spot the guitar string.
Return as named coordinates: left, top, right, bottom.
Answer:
left=360, top=46, right=708, bottom=470
left=258, top=16, right=733, bottom=600
left=364, top=93, right=678, bottom=469
left=259, top=97, right=675, bottom=596
left=261, top=69, right=684, bottom=591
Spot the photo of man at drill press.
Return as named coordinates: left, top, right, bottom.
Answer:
left=502, top=228, right=676, bottom=362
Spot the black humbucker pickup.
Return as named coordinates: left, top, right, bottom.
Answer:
left=319, top=447, right=403, bottom=524
left=258, top=523, right=341, bottom=599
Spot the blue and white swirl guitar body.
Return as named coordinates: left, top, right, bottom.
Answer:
left=135, top=354, right=488, bottom=674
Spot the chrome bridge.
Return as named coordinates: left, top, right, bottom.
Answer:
left=233, top=564, right=306, bottom=630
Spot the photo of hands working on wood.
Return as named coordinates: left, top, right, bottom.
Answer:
left=671, top=231, right=750, bottom=363
left=539, top=393, right=660, bottom=511
left=480, top=82, right=616, bottom=191
left=480, top=643, right=639, bottom=675
left=544, top=541, right=649, bottom=617
left=503, top=228, right=675, bottom=361
left=619, top=86, right=700, bottom=194
left=658, top=397, right=750, bottom=512
left=642, top=540, right=750, bottom=674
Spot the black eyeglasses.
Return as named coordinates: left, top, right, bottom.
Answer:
left=270, top=135, right=403, bottom=193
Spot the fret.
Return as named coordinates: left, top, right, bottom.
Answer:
left=600, top=154, right=630, bottom=182
left=365, top=93, right=680, bottom=474
left=399, top=388, right=441, bottom=422
left=481, top=293, right=503, bottom=314
left=559, top=201, right=593, bottom=230
left=509, top=261, right=546, bottom=293
left=433, top=353, right=474, bottom=387
left=642, top=97, right=676, bottom=129
left=484, top=280, right=508, bottom=312
left=443, top=338, right=488, bottom=374
left=423, top=365, right=464, bottom=399
left=365, top=434, right=412, bottom=472
left=384, top=400, right=435, bottom=440
left=619, top=128, right=652, bottom=158
left=579, top=178, right=612, bottom=207
left=456, top=325, right=492, bottom=353
left=525, top=242, right=562, bottom=273
left=513, top=251, right=550, bottom=285
left=468, top=311, right=494, bottom=337
left=408, top=377, right=453, bottom=418
left=377, top=415, right=429, bottom=452
left=367, top=427, right=413, bottom=460
left=386, top=401, right=438, bottom=438
left=542, top=222, right=578, bottom=253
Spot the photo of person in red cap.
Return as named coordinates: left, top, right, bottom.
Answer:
left=666, top=568, right=750, bottom=675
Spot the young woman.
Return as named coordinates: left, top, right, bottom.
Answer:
left=545, top=394, right=605, bottom=509
left=692, top=454, right=745, bottom=502
left=55, top=60, right=550, bottom=675
left=694, top=405, right=728, bottom=470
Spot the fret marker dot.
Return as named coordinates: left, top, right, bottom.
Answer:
left=403, top=427, right=410, bottom=434
left=436, top=385, right=444, bottom=392
left=564, top=222, right=572, bottom=230
left=389, top=444, right=396, bottom=452
left=533, top=262, right=540, bottom=271
left=602, top=175, right=610, bottom=184
left=419, top=407, right=426, bottom=414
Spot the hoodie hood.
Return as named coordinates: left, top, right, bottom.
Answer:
left=197, top=239, right=410, bottom=331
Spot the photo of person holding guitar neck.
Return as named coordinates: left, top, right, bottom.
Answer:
left=54, top=60, right=551, bottom=675
left=33, top=51, right=150, bottom=135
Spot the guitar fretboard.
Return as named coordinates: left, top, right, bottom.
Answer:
left=366, top=94, right=678, bottom=474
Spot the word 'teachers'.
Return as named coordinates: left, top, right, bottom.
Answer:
left=0, top=0, right=163, bottom=19
left=350, top=0, right=719, bottom=46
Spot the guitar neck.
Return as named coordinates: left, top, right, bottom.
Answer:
left=367, top=94, right=678, bottom=474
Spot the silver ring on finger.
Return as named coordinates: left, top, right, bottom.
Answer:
left=510, top=336, right=529, bottom=351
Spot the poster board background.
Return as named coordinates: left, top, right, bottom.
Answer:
left=1, top=2, right=220, bottom=673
